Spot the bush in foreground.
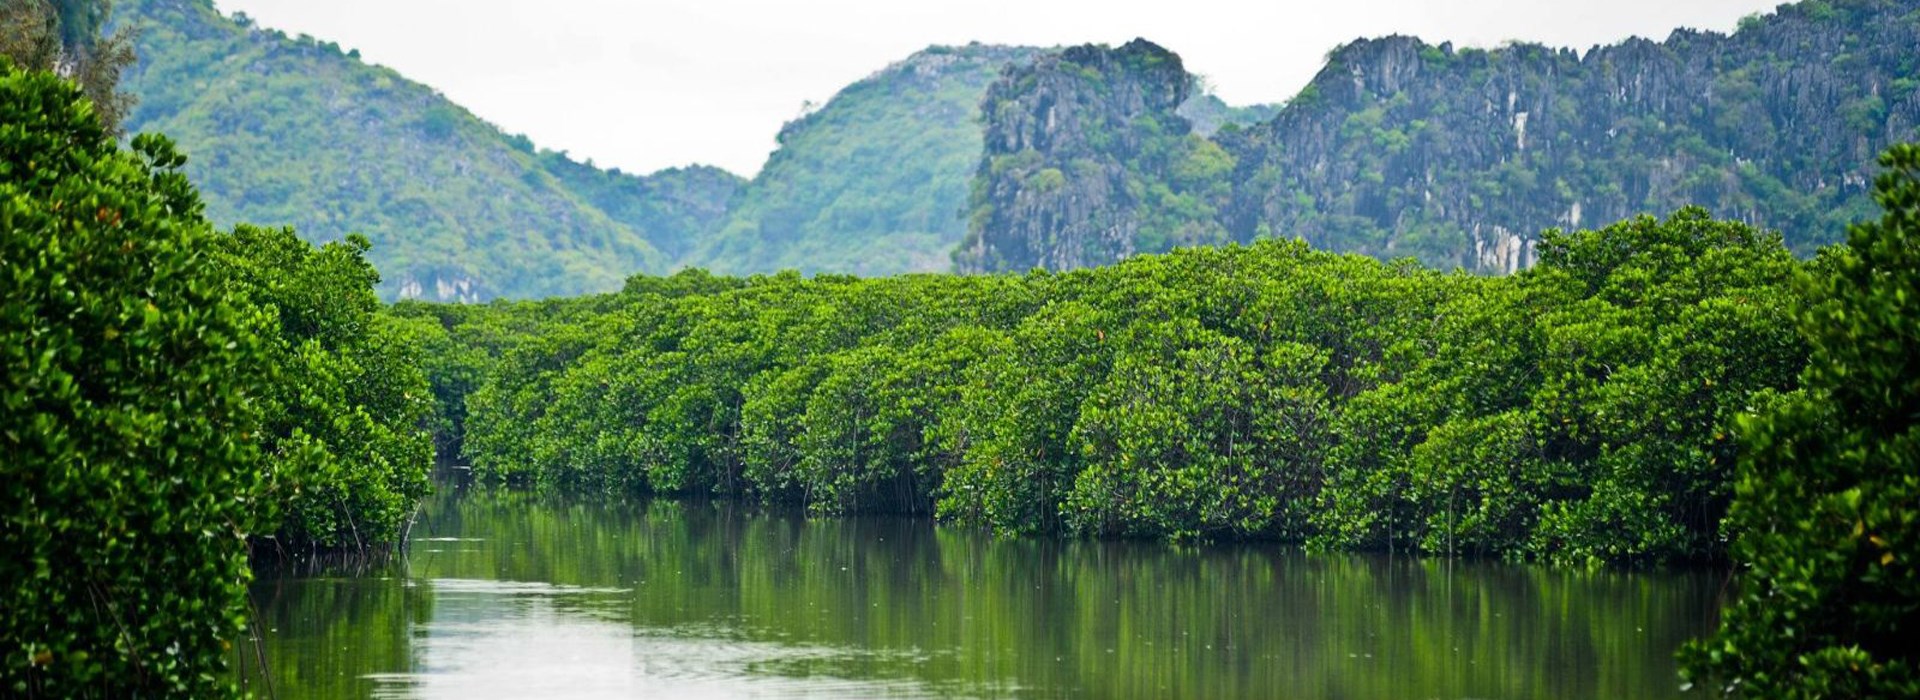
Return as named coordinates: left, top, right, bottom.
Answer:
left=1, top=62, right=264, bottom=697
left=1681, top=144, right=1920, bottom=696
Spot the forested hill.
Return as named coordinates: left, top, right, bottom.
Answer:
left=689, top=45, right=1043, bottom=276
left=115, top=0, right=1047, bottom=292
left=115, top=0, right=1915, bottom=290
left=113, top=0, right=1272, bottom=293
left=691, top=44, right=1276, bottom=277
left=115, top=0, right=741, bottom=301
left=964, top=0, right=1920, bottom=273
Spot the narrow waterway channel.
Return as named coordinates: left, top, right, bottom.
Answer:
left=237, top=477, right=1721, bottom=698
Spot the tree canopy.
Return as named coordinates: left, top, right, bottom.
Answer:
left=2, top=59, right=435, bottom=696
left=444, top=203, right=1809, bottom=566
left=1681, top=143, right=1920, bottom=698
left=1, top=60, right=262, bottom=697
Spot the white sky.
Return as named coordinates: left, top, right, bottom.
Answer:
left=211, top=0, right=1783, bottom=177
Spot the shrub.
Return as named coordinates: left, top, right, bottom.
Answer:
left=1, top=63, right=265, bottom=697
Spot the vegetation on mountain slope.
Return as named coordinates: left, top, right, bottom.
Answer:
left=1222, top=0, right=1920, bottom=272
left=955, top=39, right=1237, bottom=271
left=691, top=45, right=1041, bottom=276
left=115, top=0, right=737, bottom=301
left=112, top=1, right=1301, bottom=287
left=696, top=44, right=1273, bottom=277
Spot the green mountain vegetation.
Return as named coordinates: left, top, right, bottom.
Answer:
left=118, top=0, right=1036, bottom=290
left=691, top=45, right=1041, bottom=276
left=100, top=0, right=1920, bottom=292
left=692, top=43, right=1276, bottom=277
left=111, top=2, right=1298, bottom=290
left=114, top=0, right=740, bottom=301
left=115, top=0, right=1047, bottom=293
left=963, top=0, right=1920, bottom=273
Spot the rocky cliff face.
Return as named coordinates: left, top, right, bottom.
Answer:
left=1223, top=0, right=1920, bottom=271
left=955, top=40, right=1231, bottom=272
left=964, top=0, right=1920, bottom=274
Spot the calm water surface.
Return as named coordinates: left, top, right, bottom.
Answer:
left=239, top=479, right=1722, bottom=699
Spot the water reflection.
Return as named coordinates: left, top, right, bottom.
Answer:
left=239, top=481, right=1721, bottom=698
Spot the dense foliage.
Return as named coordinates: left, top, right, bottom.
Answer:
left=454, top=205, right=1806, bottom=566
left=1, top=61, right=265, bottom=697
left=20, top=0, right=1916, bottom=692
left=1681, top=145, right=1920, bottom=697
left=214, top=225, right=436, bottom=550
left=2, top=61, right=437, bottom=694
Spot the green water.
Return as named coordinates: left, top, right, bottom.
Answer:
left=238, top=479, right=1723, bottom=698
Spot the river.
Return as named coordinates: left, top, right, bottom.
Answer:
left=236, top=477, right=1722, bottom=698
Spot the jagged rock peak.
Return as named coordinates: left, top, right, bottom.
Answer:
left=959, top=0, right=1920, bottom=276
left=957, top=38, right=1221, bottom=273
left=979, top=38, right=1193, bottom=159
left=1220, top=0, right=1920, bottom=271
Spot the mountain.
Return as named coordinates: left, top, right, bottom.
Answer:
left=116, top=0, right=739, bottom=301
left=963, top=0, right=1920, bottom=274
left=689, top=44, right=1041, bottom=276
left=115, top=0, right=1906, bottom=286
left=112, top=1, right=1283, bottom=290
left=535, top=152, right=740, bottom=264
left=954, top=40, right=1238, bottom=272
left=696, top=42, right=1284, bottom=276
left=113, top=1, right=1271, bottom=289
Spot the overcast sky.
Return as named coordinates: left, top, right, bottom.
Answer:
left=213, top=0, right=1783, bottom=177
